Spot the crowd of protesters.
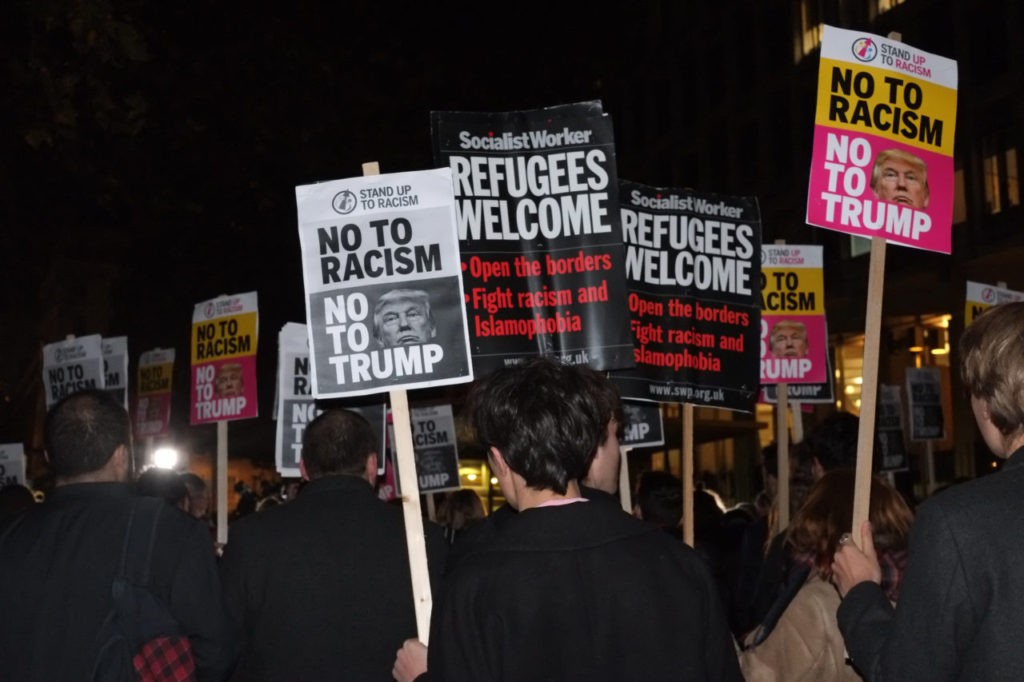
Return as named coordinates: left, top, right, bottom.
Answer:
left=2, top=302, right=1024, bottom=680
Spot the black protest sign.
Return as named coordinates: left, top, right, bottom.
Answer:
left=409, top=405, right=460, bottom=494
left=611, top=181, right=762, bottom=412
left=877, top=385, right=909, bottom=472
left=620, top=400, right=665, bottom=448
left=906, top=367, right=944, bottom=441
left=431, top=101, right=634, bottom=374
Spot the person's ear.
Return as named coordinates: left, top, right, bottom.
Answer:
left=111, top=445, right=131, bottom=481
left=488, top=446, right=509, bottom=478
left=365, top=453, right=379, bottom=483
left=299, top=459, right=310, bottom=482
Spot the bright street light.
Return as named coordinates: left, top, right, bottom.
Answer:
left=151, top=447, right=180, bottom=469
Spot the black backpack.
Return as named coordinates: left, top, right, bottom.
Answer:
left=90, top=497, right=191, bottom=682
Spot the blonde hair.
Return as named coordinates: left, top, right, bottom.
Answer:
left=961, top=301, right=1024, bottom=436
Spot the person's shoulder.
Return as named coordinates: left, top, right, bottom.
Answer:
left=920, top=467, right=1023, bottom=519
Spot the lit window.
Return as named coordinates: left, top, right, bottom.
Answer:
left=982, top=135, right=1020, bottom=215
left=795, top=0, right=823, bottom=62
left=877, top=0, right=906, bottom=14
left=985, top=153, right=1003, bottom=214
left=1006, top=148, right=1020, bottom=208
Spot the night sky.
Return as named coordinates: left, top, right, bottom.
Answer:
left=1, top=2, right=670, bottom=457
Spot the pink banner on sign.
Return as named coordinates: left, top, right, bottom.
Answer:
left=806, top=127, right=953, bottom=254
left=760, top=314, right=828, bottom=384
left=192, top=355, right=259, bottom=424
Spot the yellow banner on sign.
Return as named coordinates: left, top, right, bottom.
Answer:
left=815, top=59, right=957, bottom=156
left=138, top=362, right=173, bottom=396
left=191, top=311, right=258, bottom=361
left=760, top=268, right=825, bottom=315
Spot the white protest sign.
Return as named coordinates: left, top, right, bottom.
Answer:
left=42, top=335, right=105, bottom=408
left=102, top=336, right=129, bottom=410
left=0, top=443, right=27, bottom=488
left=275, top=323, right=315, bottom=477
left=296, top=168, right=474, bottom=399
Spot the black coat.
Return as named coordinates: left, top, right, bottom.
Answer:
left=838, top=447, right=1024, bottom=681
left=428, top=499, right=743, bottom=682
left=219, top=474, right=447, bottom=681
left=0, top=482, right=232, bottom=682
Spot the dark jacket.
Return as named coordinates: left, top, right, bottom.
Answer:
left=0, top=482, right=232, bottom=682
left=428, top=499, right=743, bottom=682
left=219, top=474, right=447, bottom=681
left=838, top=447, right=1024, bottom=681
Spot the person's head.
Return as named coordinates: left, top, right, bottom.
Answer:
left=960, top=301, right=1024, bottom=456
left=438, top=489, right=485, bottom=531
left=769, top=320, right=808, bottom=358
left=180, top=472, right=210, bottom=518
left=633, top=470, right=682, bottom=528
left=45, top=389, right=132, bottom=483
left=468, top=358, right=604, bottom=503
left=871, top=148, right=930, bottom=209
left=136, top=467, right=189, bottom=511
left=215, top=363, right=243, bottom=397
left=300, top=409, right=379, bottom=483
left=786, top=469, right=913, bottom=581
left=805, top=411, right=859, bottom=480
left=578, top=369, right=625, bottom=494
left=373, top=289, right=436, bottom=347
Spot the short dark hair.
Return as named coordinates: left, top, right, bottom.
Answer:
left=635, top=470, right=682, bottom=527
left=136, top=468, right=188, bottom=507
left=468, top=358, right=603, bottom=494
left=579, top=366, right=624, bottom=443
left=44, top=390, right=131, bottom=478
left=180, top=472, right=207, bottom=495
left=805, top=411, right=859, bottom=472
left=301, top=409, right=378, bottom=478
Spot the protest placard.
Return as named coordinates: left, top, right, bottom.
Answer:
left=760, top=245, right=828, bottom=385
left=431, top=101, right=634, bottom=373
left=0, top=444, right=26, bottom=489
left=906, top=367, right=944, bottom=441
left=806, top=25, right=958, bottom=253
left=275, top=323, right=313, bottom=476
left=407, top=404, right=460, bottom=494
left=612, top=181, right=762, bottom=412
left=273, top=322, right=388, bottom=477
left=296, top=168, right=473, bottom=398
left=190, top=292, right=259, bottom=425
left=102, top=336, right=129, bottom=410
left=42, top=334, right=105, bottom=408
left=135, top=348, right=175, bottom=438
left=965, top=280, right=1024, bottom=325
left=620, top=401, right=665, bottom=449
left=877, top=384, right=909, bottom=472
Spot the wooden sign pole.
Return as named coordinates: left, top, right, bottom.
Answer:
left=216, top=421, right=228, bottom=546
left=682, top=403, right=695, bottom=547
left=776, top=385, right=791, bottom=530
left=618, top=445, right=633, bottom=514
left=852, top=237, right=887, bottom=541
left=362, top=161, right=433, bottom=643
